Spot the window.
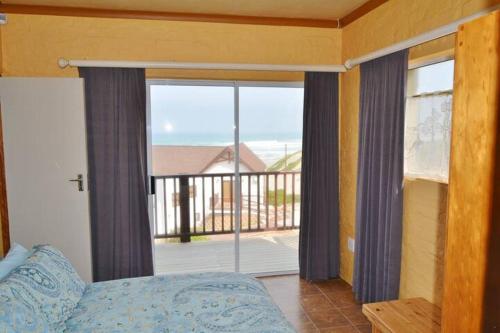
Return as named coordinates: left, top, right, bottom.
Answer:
left=404, top=60, right=454, bottom=182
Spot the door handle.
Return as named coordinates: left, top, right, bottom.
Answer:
left=69, top=174, right=84, bottom=191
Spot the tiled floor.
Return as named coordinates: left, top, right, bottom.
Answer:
left=259, top=275, right=371, bottom=333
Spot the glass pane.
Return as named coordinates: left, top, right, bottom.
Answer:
left=404, top=94, right=452, bottom=181
left=239, top=86, right=304, bottom=274
left=407, top=60, right=454, bottom=96
left=150, top=84, right=236, bottom=274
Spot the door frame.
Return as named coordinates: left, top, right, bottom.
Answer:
left=0, top=105, right=10, bottom=256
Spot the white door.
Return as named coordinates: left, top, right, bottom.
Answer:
left=0, top=78, right=92, bottom=282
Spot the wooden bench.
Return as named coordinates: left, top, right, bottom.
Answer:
left=362, top=297, right=441, bottom=333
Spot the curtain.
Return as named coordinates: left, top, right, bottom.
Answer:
left=79, top=67, right=153, bottom=282
left=299, top=72, right=340, bottom=281
left=404, top=93, right=452, bottom=182
left=353, top=50, right=408, bottom=302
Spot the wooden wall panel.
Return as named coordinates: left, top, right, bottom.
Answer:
left=399, top=180, right=447, bottom=306
left=442, top=11, right=499, bottom=333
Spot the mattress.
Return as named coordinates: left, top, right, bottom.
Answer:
left=64, top=272, right=295, bottom=333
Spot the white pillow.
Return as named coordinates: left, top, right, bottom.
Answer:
left=0, top=243, right=30, bottom=280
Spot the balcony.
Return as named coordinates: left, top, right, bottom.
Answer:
left=152, top=171, right=301, bottom=275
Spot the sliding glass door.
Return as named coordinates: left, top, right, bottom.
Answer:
left=149, top=81, right=236, bottom=274
left=147, top=80, right=304, bottom=276
left=238, top=83, right=304, bottom=274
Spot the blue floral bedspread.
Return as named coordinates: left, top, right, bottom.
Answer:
left=64, top=272, right=296, bottom=333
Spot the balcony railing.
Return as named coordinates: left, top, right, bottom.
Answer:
left=152, top=171, right=301, bottom=242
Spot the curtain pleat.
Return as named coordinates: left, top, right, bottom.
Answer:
left=299, top=72, right=340, bottom=281
left=353, top=50, right=408, bottom=302
left=79, top=67, right=153, bottom=282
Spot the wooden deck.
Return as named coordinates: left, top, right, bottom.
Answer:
left=154, top=230, right=299, bottom=275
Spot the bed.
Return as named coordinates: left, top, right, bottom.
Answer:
left=0, top=245, right=295, bottom=333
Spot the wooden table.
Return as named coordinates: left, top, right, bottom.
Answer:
left=362, top=298, right=441, bottom=333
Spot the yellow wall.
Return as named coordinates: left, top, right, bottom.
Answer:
left=399, top=180, right=447, bottom=306
left=339, top=0, right=498, bottom=298
left=0, top=14, right=341, bottom=81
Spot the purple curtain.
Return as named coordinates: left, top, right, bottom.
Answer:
left=299, top=72, right=340, bottom=281
left=353, top=50, right=408, bottom=302
left=79, top=67, right=153, bottom=282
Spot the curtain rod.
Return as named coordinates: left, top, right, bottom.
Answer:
left=344, top=4, right=500, bottom=69
left=57, top=59, right=347, bottom=73
left=58, top=4, right=498, bottom=73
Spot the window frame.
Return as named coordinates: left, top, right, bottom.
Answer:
left=404, top=58, right=455, bottom=184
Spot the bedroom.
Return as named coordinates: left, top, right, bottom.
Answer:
left=0, top=0, right=498, bottom=332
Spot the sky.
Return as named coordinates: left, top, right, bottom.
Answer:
left=150, top=60, right=454, bottom=145
left=408, top=60, right=454, bottom=96
left=150, top=85, right=304, bottom=145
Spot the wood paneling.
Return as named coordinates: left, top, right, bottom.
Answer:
left=442, top=11, right=499, bottom=333
left=339, top=0, right=389, bottom=27
left=399, top=180, right=447, bottom=306
left=0, top=4, right=340, bottom=28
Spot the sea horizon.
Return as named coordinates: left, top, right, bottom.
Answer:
left=152, top=132, right=302, bottom=166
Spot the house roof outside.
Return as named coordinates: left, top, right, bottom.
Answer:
left=152, top=143, right=267, bottom=175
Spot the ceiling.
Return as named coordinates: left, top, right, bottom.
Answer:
left=1, top=0, right=370, bottom=20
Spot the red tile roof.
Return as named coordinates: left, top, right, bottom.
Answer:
left=152, top=143, right=266, bottom=175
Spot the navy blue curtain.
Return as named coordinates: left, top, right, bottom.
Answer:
left=299, top=72, right=340, bottom=281
left=80, top=67, right=153, bottom=282
left=353, top=50, right=408, bottom=302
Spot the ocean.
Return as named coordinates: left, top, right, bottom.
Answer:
left=152, top=133, right=302, bottom=167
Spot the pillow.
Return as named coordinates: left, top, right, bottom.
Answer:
left=0, top=286, right=51, bottom=333
left=0, top=245, right=86, bottom=332
left=0, top=243, right=30, bottom=280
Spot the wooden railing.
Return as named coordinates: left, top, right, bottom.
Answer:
left=152, top=171, right=301, bottom=242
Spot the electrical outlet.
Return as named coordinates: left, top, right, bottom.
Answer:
left=348, top=237, right=355, bottom=252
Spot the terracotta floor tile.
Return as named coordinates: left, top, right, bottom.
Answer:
left=260, top=275, right=363, bottom=332
left=339, top=305, right=370, bottom=325
left=324, top=290, right=359, bottom=308
left=319, top=325, right=359, bottom=333
left=298, top=282, right=323, bottom=295
left=300, top=294, right=336, bottom=313
left=307, top=309, right=351, bottom=329
left=355, top=324, right=372, bottom=333
left=265, top=278, right=321, bottom=297
left=314, top=279, right=352, bottom=293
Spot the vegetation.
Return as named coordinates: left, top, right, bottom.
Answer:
left=267, top=189, right=300, bottom=206
left=267, top=151, right=302, bottom=172
left=164, top=235, right=210, bottom=243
